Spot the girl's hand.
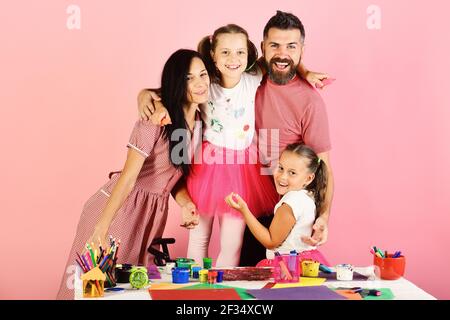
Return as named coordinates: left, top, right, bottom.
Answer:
left=225, top=192, right=248, bottom=212
left=180, top=202, right=199, bottom=229
left=152, top=101, right=172, bottom=126
left=305, top=71, right=330, bottom=89
left=137, top=89, right=172, bottom=125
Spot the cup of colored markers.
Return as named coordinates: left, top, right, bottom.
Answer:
left=371, top=246, right=406, bottom=280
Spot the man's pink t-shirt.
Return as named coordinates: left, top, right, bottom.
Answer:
left=255, top=75, right=331, bottom=165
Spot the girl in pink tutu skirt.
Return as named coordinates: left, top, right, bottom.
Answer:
left=138, top=25, right=326, bottom=267
left=225, top=143, right=330, bottom=266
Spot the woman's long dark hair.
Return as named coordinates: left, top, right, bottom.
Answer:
left=160, top=49, right=205, bottom=177
left=284, top=143, right=328, bottom=217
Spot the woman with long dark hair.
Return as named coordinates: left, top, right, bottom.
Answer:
left=57, top=49, right=209, bottom=299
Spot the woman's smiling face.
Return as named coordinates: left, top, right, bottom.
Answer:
left=186, top=57, right=210, bottom=104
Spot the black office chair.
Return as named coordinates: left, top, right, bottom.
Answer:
left=147, top=238, right=176, bottom=266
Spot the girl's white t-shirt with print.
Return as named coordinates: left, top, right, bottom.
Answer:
left=266, top=189, right=317, bottom=259
left=200, top=71, right=262, bottom=151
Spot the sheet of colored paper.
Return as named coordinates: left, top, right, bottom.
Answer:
left=335, top=290, right=363, bottom=300
left=149, top=282, right=193, bottom=290
left=246, top=286, right=347, bottom=300
left=149, top=288, right=242, bottom=300
left=179, top=283, right=253, bottom=300
left=272, top=277, right=326, bottom=288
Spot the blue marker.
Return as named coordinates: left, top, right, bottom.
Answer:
left=319, top=264, right=333, bottom=273
left=105, top=287, right=124, bottom=292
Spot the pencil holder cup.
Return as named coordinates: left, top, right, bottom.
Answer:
left=273, top=254, right=300, bottom=283
left=373, top=254, right=405, bottom=280
left=301, top=260, right=320, bottom=277
left=81, top=267, right=106, bottom=298
left=82, top=279, right=105, bottom=298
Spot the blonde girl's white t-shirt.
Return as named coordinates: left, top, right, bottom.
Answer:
left=200, top=70, right=263, bottom=151
left=266, top=189, right=317, bottom=259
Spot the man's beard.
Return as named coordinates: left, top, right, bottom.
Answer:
left=266, top=57, right=298, bottom=85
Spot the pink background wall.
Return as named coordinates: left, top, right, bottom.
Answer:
left=1, top=0, right=449, bottom=299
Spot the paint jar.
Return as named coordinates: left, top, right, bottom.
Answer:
left=172, top=267, right=190, bottom=284
left=273, top=254, right=300, bottom=283
left=165, top=262, right=176, bottom=275
left=373, top=254, right=405, bottom=280
left=301, top=260, right=320, bottom=277
left=203, top=257, right=212, bottom=269
left=192, top=266, right=202, bottom=279
left=336, top=264, right=354, bottom=281
left=176, top=258, right=195, bottom=269
left=217, top=270, right=224, bottom=283
left=199, top=269, right=209, bottom=283
left=208, top=271, right=218, bottom=284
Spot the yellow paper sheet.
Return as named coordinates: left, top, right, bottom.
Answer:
left=272, top=277, right=326, bottom=288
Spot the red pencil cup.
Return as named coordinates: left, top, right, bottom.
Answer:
left=373, top=254, right=406, bottom=280
left=273, top=254, right=300, bottom=283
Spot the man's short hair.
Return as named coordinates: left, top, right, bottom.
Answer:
left=263, top=10, right=305, bottom=43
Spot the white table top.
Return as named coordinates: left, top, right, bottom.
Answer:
left=75, top=266, right=436, bottom=300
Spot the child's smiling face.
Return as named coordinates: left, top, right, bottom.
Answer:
left=273, top=150, right=315, bottom=195
left=211, top=33, right=248, bottom=82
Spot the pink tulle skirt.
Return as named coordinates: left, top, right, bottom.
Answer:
left=187, top=141, right=279, bottom=218
left=256, top=249, right=331, bottom=267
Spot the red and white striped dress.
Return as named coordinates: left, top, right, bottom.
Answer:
left=57, top=120, right=184, bottom=300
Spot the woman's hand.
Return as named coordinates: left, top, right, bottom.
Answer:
left=225, top=192, right=248, bottom=213
left=305, top=71, right=330, bottom=89
left=85, top=224, right=109, bottom=254
left=180, top=202, right=199, bottom=229
left=301, top=215, right=329, bottom=246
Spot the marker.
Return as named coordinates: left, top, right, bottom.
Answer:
left=367, top=289, right=382, bottom=296
left=376, top=248, right=384, bottom=258
left=106, top=287, right=124, bottom=292
left=319, top=264, right=333, bottom=273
